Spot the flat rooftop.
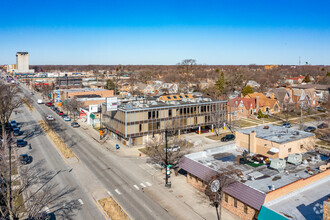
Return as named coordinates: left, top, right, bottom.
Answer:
left=237, top=125, right=314, bottom=144
left=184, top=145, right=329, bottom=193
left=265, top=175, right=330, bottom=220
left=57, top=88, right=106, bottom=93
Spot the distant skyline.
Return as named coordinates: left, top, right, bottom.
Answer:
left=1, top=0, right=329, bottom=65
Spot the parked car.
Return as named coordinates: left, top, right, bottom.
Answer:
left=281, top=123, right=292, bottom=128
left=13, top=128, right=23, bottom=136
left=50, top=106, right=56, bottom=111
left=61, top=114, right=68, bottom=118
left=317, top=123, right=329, bottom=129
left=10, top=120, right=17, bottom=127
left=315, top=107, right=326, bottom=112
left=37, top=99, right=43, bottom=104
left=46, top=115, right=55, bottom=121
left=45, top=102, right=53, bottom=107
left=64, top=116, right=71, bottom=121
left=195, top=129, right=209, bottom=134
left=221, top=134, right=235, bottom=142
left=71, top=122, right=80, bottom=128
left=304, top=126, right=316, bottom=132
left=58, top=111, right=64, bottom=116
left=20, top=154, right=32, bottom=165
left=17, top=139, right=28, bottom=147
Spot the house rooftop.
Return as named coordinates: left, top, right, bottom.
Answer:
left=237, top=125, right=314, bottom=144
left=180, top=145, right=329, bottom=194
left=264, top=175, right=330, bottom=220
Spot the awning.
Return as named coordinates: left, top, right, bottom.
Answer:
left=269, top=147, right=279, bottom=153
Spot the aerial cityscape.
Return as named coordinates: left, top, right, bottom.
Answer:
left=0, top=1, right=329, bottom=220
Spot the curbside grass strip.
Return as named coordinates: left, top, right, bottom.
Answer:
left=38, top=120, right=75, bottom=159
left=98, top=197, right=131, bottom=220
left=23, top=98, right=34, bottom=111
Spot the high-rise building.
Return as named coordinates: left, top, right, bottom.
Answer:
left=16, top=52, right=34, bottom=73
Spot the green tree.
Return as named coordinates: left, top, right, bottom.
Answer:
left=106, top=79, right=116, bottom=91
left=215, top=72, right=225, bottom=96
left=304, top=74, right=311, bottom=83
left=327, top=72, right=330, bottom=77
left=257, top=109, right=264, bottom=119
left=242, top=85, right=254, bottom=96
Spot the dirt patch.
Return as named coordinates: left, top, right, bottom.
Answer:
left=23, top=98, right=34, bottom=111
left=98, top=197, right=130, bottom=220
left=38, top=120, right=75, bottom=159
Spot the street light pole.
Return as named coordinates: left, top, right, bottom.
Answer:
left=165, top=129, right=169, bottom=187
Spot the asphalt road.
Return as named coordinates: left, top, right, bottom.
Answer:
left=20, top=84, right=174, bottom=220
left=12, top=101, right=105, bottom=219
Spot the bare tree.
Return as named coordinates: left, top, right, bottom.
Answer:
left=65, top=98, right=82, bottom=121
left=210, top=110, right=226, bottom=136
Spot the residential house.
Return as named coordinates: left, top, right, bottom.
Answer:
left=292, top=84, right=329, bottom=104
left=228, top=97, right=258, bottom=120
left=284, top=75, right=305, bottom=85
left=160, top=83, right=178, bottom=94
left=266, top=88, right=292, bottom=109
left=245, top=93, right=280, bottom=114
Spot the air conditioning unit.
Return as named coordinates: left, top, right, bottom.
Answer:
left=287, top=154, right=302, bottom=165
left=270, top=158, right=286, bottom=171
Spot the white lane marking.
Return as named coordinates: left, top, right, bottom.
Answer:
left=45, top=206, right=50, bottom=213
left=78, top=199, right=84, bottom=205
left=134, top=185, right=139, bottom=190
left=115, top=189, right=121, bottom=195
left=107, top=191, right=112, bottom=196
left=146, top=182, right=152, bottom=186
left=140, top=183, right=146, bottom=188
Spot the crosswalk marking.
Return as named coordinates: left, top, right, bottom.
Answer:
left=115, top=189, right=121, bottom=195
left=140, top=183, right=146, bottom=188
left=107, top=190, right=112, bottom=196
left=146, top=182, right=152, bottom=186
left=78, top=199, right=84, bottom=205
left=134, top=185, right=139, bottom=190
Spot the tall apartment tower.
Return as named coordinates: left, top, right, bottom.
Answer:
left=16, top=52, right=30, bottom=73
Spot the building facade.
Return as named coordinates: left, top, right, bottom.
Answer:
left=16, top=52, right=34, bottom=73
left=103, top=95, right=228, bottom=146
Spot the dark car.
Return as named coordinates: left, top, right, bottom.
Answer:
left=71, top=122, right=80, bottom=128
left=61, top=114, right=68, bottom=118
left=17, top=139, right=28, bottom=147
left=281, top=123, right=292, bottom=128
left=10, top=120, right=17, bottom=127
left=20, top=154, right=32, bottom=165
left=317, top=123, right=329, bottom=129
left=221, top=134, right=235, bottom=142
left=13, top=128, right=23, bottom=136
left=315, top=107, right=326, bottom=112
left=195, top=129, right=209, bottom=134
left=304, top=126, right=316, bottom=132
left=50, top=106, right=56, bottom=111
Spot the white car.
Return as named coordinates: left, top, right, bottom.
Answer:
left=46, top=115, right=55, bottom=121
left=37, top=99, right=43, bottom=104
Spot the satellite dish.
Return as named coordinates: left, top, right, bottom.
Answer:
left=210, top=179, right=220, bottom=193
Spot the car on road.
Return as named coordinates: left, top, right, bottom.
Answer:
left=317, top=123, right=329, bottom=129
left=45, top=102, right=53, bottom=107
left=64, top=116, right=71, bottom=121
left=315, top=107, right=326, bottom=112
left=13, top=127, right=23, bottom=136
left=17, top=139, right=28, bottom=147
left=30, top=92, right=34, bottom=95
left=71, top=122, right=80, bottom=128
left=46, top=115, right=55, bottom=121
left=281, top=123, right=292, bottom=128
left=50, top=106, right=56, bottom=111
left=304, top=126, right=316, bottom=132
left=164, top=145, right=180, bottom=152
left=58, top=111, right=64, bottom=116
left=195, top=129, right=209, bottom=134
left=61, top=114, right=68, bottom=118
left=10, top=120, right=17, bottom=127
left=37, top=99, right=43, bottom=104
left=20, top=154, right=32, bottom=165
left=221, top=134, right=236, bottom=142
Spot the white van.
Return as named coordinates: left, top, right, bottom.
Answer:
left=37, top=99, right=43, bottom=104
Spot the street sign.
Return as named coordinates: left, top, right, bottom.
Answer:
left=211, top=179, right=220, bottom=193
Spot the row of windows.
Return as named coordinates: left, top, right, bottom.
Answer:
left=224, top=194, right=248, bottom=214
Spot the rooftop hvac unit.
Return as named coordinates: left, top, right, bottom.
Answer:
left=287, top=154, right=302, bottom=165
left=270, top=158, right=286, bottom=171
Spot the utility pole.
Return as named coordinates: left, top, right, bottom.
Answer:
left=165, top=129, right=171, bottom=188
left=300, top=103, right=303, bottom=130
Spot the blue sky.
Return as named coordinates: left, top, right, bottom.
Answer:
left=0, top=0, right=329, bottom=65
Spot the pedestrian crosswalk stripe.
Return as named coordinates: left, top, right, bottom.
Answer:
left=134, top=185, right=139, bottom=190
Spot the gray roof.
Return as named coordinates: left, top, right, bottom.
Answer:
left=271, top=88, right=288, bottom=103
left=237, top=125, right=315, bottom=144
left=292, top=84, right=330, bottom=91
left=224, top=181, right=266, bottom=210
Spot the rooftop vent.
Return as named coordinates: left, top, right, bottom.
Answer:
left=270, top=158, right=286, bottom=171
left=287, top=154, right=302, bottom=165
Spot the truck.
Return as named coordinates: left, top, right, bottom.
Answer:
left=37, top=99, right=43, bottom=104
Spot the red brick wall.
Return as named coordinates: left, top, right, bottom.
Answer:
left=222, top=193, right=257, bottom=220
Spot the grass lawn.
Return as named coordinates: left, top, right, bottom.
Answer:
left=206, top=132, right=231, bottom=141
left=233, top=120, right=256, bottom=128
left=13, top=190, right=25, bottom=213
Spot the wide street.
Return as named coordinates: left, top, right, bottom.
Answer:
left=19, top=83, right=174, bottom=219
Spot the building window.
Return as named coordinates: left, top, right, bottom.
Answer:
left=244, top=204, right=248, bottom=214
left=300, top=145, right=303, bottom=149
left=148, top=111, right=151, bottom=119
left=225, top=194, right=228, bottom=203
left=156, top=111, right=159, bottom=118
left=139, top=124, right=142, bottom=132
left=169, top=109, right=172, bottom=117
left=288, top=148, right=292, bottom=153
left=156, top=122, right=160, bottom=129
left=234, top=199, right=237, bottom=208
left=152, top=111, right=156, bottom=119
